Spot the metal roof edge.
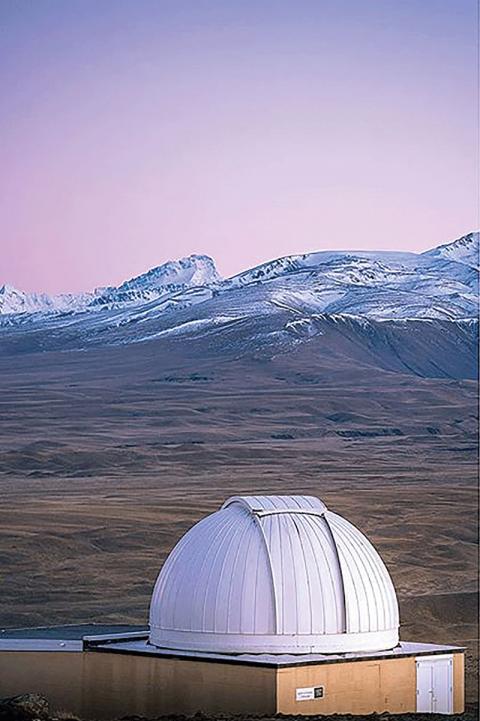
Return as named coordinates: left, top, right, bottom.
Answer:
left=0, top=639, right=83, bottom=652
left=83, top=631, right=149, bottom=647
left=84, top=640, right=466, bottom=668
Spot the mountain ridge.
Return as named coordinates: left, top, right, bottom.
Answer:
left=1, top=232, right=478, bottom=318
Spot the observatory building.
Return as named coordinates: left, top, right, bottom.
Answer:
left=0, top=495, right=465, bottom=718
left=150, top=495, right=399, bottom=654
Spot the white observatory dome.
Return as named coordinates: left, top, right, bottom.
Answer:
left=149, top=495, right=399, bottom=654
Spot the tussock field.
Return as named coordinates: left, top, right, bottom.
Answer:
left=0, top=338, right=478, bottom=701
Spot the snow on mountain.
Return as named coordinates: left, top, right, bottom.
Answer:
left=0, top=284, right=96, bottom=315
left=0, top=234, right=477, bottom=325
left=222, top=234, right=478, bottom=320
left=0, top=285, right=48, bottom=315
left=90, top=254, right=221, bottom=308
left=0, top=255, right=221, bottom=317
left=421, top=231, right=479, bottom=270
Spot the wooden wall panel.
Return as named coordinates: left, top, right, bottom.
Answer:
left=80, top=653, right=276, bottom=718
left=277, top=657, right=416, bottom=715
left=453, top=652, right=465, bottom=714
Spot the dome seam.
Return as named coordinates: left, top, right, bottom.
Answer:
left=323, top=513, right=348, bottom=633
left=250, top=511, right=279, bottom=634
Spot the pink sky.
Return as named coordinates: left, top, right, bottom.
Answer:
left=0, top=1, right=477, bottom=293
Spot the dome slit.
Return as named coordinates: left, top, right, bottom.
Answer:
left=276, top=512, right=285, bottom=633
left=322, top=513, right=349, bottom=633
left=304, top=513, right=342, bottom=633
left=224, top=512, right=254, bottom=633
left=282, top=515, right=300, bottom=635
left=254, top=514, right=278, bottom=634
left=238, top=511, right=257, bottom=634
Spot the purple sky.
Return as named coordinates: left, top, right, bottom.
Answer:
left=1, top=1, right=477, bottom=294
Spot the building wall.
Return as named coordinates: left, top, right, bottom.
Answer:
left=277, top=657, right=417, bottom=715
left=276, top=653, right=465, bottom=716
left=0, top=650, right=464, bottom=718
left=80, top=652, right=276, bottom=718
left=0, top=651, right=276, bottom=719
left=453, top=652, right=465, bottom=714
left=0, top=652, right=85, bottom=714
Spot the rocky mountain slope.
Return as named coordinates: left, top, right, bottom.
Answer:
left=0, top=232, right=477, bottom=380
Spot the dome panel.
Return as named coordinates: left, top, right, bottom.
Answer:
left=260, top=512, right=345, bottom=636
left=192, top=509, right=241, bottom=632
left=149, top=495, right=399, bottom=654
left=325, top=511, right=399, bottom=635
left=295, top=513, right=346, bottom=634
left=151, top=505, right=276, bottom=636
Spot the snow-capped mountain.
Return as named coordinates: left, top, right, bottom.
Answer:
left=1, top=232, right=478, bottom=323
left=0, top=232, right=477, bottom=379
left=0, top=284, right=97, bottom=315
left=422, top=231, right=479, bottom=270
left=90, top=254, right=221, bottom=308
left=0, top=254, right=220, bottom=315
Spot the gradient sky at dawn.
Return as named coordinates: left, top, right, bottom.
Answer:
left=0, top=0, right=477, bottom=293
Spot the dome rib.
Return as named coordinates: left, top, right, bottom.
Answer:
left=248, top=508, right=279, bottom=634
left=320, top=513, right=347, bottom=632
left=149, top=495, right=399, bottom=654
left=224, top=513, right=253, bottom=632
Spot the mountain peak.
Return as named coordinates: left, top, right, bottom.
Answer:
left=119, top=253, right=220, bottom=290
left=0, top=284, right=51, bottom=314
left=422, top=231, right=479, bottom=270
left=89, top=253, right=221, bottom=309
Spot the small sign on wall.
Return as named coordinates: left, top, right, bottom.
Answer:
left=296, top=686, right=325, bottom=701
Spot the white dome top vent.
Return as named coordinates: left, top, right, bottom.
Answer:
left=149, top=495, right=399, bottom=654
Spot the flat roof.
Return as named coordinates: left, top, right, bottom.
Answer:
left=88, top=638, right=464, bottom=668
left=0, top=624, right=148, bottom=640
left=0, top=624, right=464, bottom=666
left=0, top=624, right=148, bottom=652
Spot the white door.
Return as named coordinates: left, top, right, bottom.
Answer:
left=416, top=655, right=453, bottom=714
